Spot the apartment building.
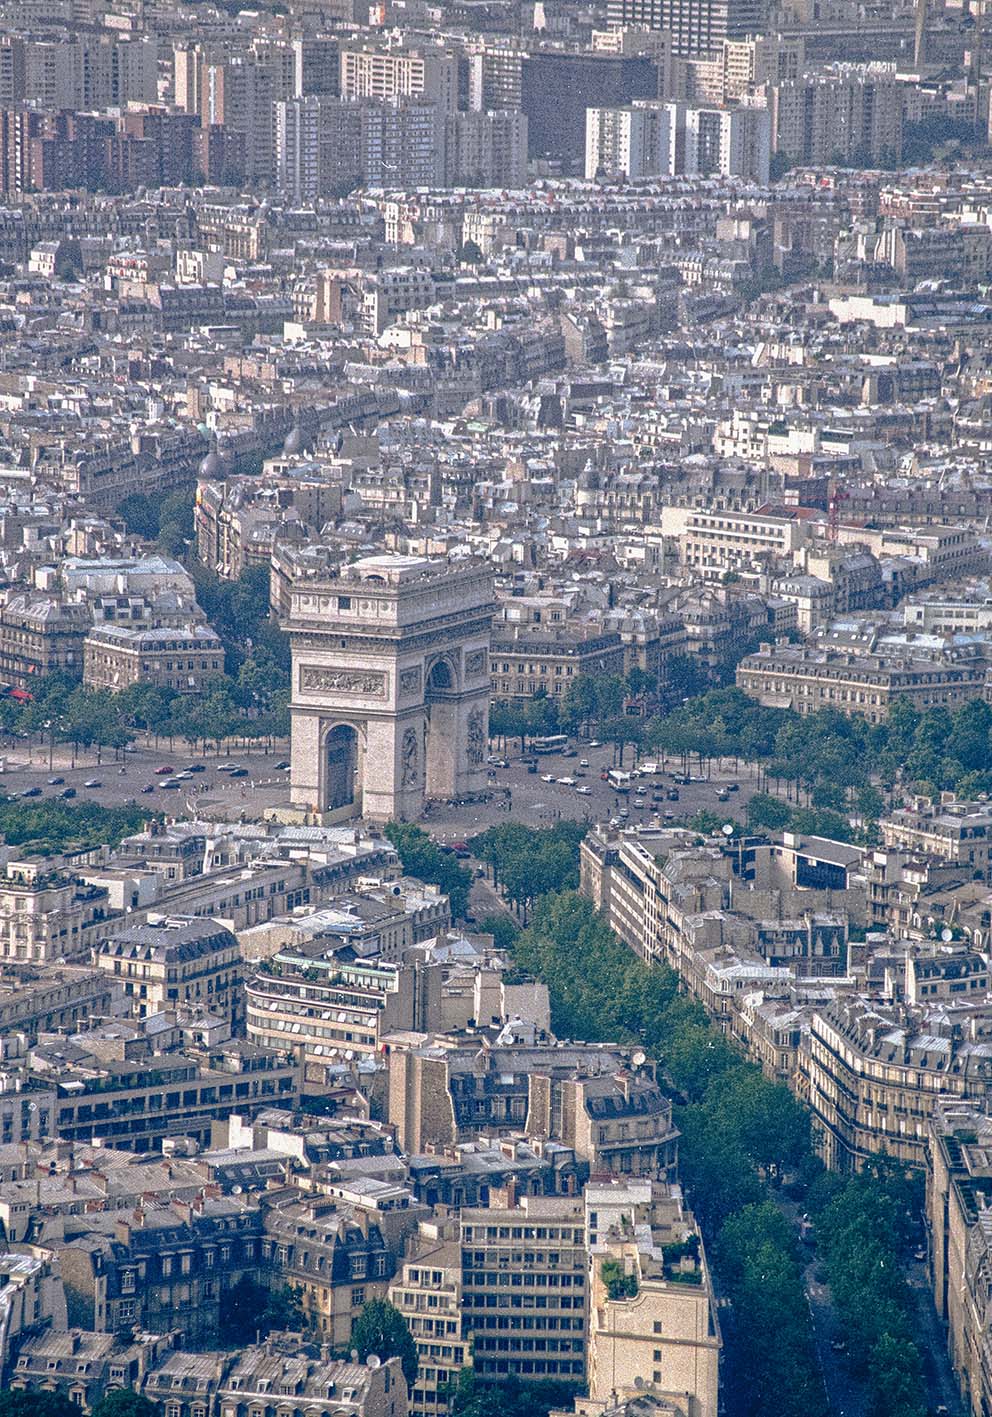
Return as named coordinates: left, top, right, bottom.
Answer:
left=0, top=592, right=89, bottom=688
left=339, top=47, right=458, bottom=112
left=803, top=997, right=992, bottom=1171
left=60, top=1196, right=263, bottom=1345
left=770, top=63, right=903, bottom=166
left=387, top=1029, right=676, bottom=1178
left=445, top=110, right=528, bottom=189
left=490, top=626, right=625, bottom=701
left=41, top=1043, right=300, bottom=1152
left=83, top=624, right=225, bottom=693
left=0, top=965, right=123, bottom=1043
left=667, top=506, right=807, bottom=578
left=927, top=1100, right=992, bottom=1417
left=144, top=1344, right=407, bottom=1417
left=605, top=0, right=767, bottom=57
left=680, top=103, right=770, bottom=184
left=881, top=798, right=992, bottom=878
left=388, top=1235, right=470, bottom=1417
left=585, top=1180, right=719, bottom=1417
left=0, top=858, right=119, bottom=965
left=460, top=1193, right=587, bottom=1381
left=246, top=945, right=435, bottom=1082
left=261, top=1185, right=425, bottom=1344
left=585, top=103, right=672, bottom=181
left=721, top=34, right=804, bottom=98
left=93, top=918, right=244, bottom=1026
left=737, top=637, right=991, bottom=722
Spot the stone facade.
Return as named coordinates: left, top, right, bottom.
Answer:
left=286, top=554, right=494, bottom=822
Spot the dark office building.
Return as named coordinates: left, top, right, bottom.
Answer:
left=606, top=0, right=767, bottom=56
left=521, top=51, right=658, bottom=166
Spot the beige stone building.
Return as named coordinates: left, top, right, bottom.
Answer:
left=0, top=856, right=120, bottom=964
left=490, top=625, right=625, bottom=702
left=83, top=623, right=225, bottom=693
left=737, top=637, right=991, bottom=722
left=803, top=997, right=992, bottom=1171
left=926, top=1100, right=992, bottom=1417
left=585, top=1179, right=719, bottom=1417
left=388, top=1232, right=469, bottom=1417
left=93, top=917, right=243, bottom=1025
left=881, top=798, right=992, bottom=877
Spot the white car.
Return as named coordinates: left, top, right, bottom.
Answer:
left=589, top=740, right=602, bottom=748
left=579, top=758, right=590, bottom=768
left=542, top=773, right=556, bottom=783
left=558, top=776, right=576, bottom=786
left=576, top=785, right=592, bottom=795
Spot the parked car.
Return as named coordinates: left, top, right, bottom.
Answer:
left=60, top=787, right=77, bottom=799
left=185, top=763, right=206, bottom=773
left=274, top=760, right=290, bottom=770
left=47, top=776, right=64, bottom=785
left=141, top=784, right=156, bottom=794
left=21, top=786, right=41, bottom=797
left=576, top=785, right=591, bottom=795
left=83, top=779, right=101, bottom=789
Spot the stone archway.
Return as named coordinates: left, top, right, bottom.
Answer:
left=425, top=657, right=459, bottom=800
left=286, top=555, right=494, bottom=821
left=323, top=722, right=363, bottom=815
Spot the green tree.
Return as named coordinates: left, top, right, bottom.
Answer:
left=0, top=1395, right=83, bottom=1417
left=350, top=1299, right=418, bottom=1386
left=218, top=1275, right=303, bottom=1346
left=384, top=822, right=471, bottom=918
left=91, top=1392, right=159, bottom=1417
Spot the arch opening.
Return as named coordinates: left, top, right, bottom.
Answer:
left=324, top=724, right=361, bottom=812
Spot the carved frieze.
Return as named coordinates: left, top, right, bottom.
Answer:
left=299, top=665, right=387, bottom=698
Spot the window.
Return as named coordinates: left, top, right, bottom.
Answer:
left=352, top=1287, right=365, bottom=1308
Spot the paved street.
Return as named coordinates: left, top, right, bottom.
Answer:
left=0, top=739, right=293, bottom=815
left=426, top=741, right=763, bottom=842
left=0, top=732, right=763, bottom=831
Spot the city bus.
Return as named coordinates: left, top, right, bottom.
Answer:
left=531, top=734, right=569, bottom=755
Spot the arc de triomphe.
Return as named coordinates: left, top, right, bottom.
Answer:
left=285, top=554, right=495, bottom=822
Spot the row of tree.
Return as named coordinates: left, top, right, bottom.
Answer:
left=510, top=890, right=824, bottom=1417
left=0, top=662, right=289, bottom=764
left=502, top=858, right=928, bottom=1417
left=496, top=679, right=992, bottom=819
left=0, top=797, right=150, bottom=856
left=470, top=821, right=586, bottom=924
left=807, top=1168, right=927, bottom=1417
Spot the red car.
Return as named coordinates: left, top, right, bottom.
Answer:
left=154, top=765, right=173, bottom=775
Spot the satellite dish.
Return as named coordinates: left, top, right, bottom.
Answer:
left=366, top=1356, right=381, bottom=1369
left=232, top=1184, right=243, bottom=1195
left=722, top=823, right=734, bottom=837
left=941, top=928, right=954, bottom=943
left=632, top=1050, right=646, bottom=1069
left=633, top=1377, right=645, bottom=1390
